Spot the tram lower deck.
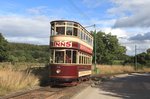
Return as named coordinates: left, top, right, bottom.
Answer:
left=49, top=49, right=92, bottom=85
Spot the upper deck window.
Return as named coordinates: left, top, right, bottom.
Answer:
left=67, top=22, right=73, bottom=26
left=74, top=23, right=78, bottom=27
left=56, top=27, right=65, bottom=35
left=56, top=22, right=65, bottom=25
left=73, top=28, right=77, bottom=36
left=51, top=23, right=55, bottom=36
left=66, top=27, right=73, bottom=35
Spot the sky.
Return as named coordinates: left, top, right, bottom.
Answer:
left=0, top=0, right=150, bottom=55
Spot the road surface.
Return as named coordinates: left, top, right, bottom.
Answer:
left=72, top=73, right=150, bottom=99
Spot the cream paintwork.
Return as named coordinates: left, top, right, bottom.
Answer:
left=50, top=36, right=93, bottom=49
left=78, top=70, right=92, bottom=77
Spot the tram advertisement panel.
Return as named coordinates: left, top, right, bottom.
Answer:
left=51, top=41, right=72, bottom=47
left=50, top=41, right=92, bottom=54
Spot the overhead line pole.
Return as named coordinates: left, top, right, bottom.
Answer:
left=84, top=24, right=99, bottom=74
left=94, top=24, right=97, bottom=73
left=135, top=45, right=137, bottom=70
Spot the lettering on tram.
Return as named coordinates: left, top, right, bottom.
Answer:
left=49, top=20, right=93, bottom=86
left=51, top=41, right=72, bottom=47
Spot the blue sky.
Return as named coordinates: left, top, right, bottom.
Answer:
left=1, top=0, right=150, bottom=55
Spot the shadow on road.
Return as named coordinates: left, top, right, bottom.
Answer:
left=96, top=73, right=150, bottom=99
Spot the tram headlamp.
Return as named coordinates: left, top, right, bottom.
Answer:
left=56, top=69, right=61, bottom=74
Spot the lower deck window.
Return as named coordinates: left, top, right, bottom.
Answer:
left=66, top=50, right=71, bottom=63
left=72, top=51, right=77, bottom=63
left=50, top=49, right=92, bottom=64
left=55, top=51, right=64, bottom=63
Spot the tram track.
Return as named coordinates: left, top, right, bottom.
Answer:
left=0, top=81, right=91, bottom=99
left=0, top=86, right=67, bottom=99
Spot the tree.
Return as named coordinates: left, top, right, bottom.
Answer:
left=93, top=31, right=126, bottom=64
left=0, top=33, right=8, bottom=62
left=147, top=48, right=150, bottom=53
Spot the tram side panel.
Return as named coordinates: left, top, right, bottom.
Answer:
left=50, top=64, right=78, bottom=83
left=78, top=65, right=92, bottom=78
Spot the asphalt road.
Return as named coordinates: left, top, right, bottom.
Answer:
left=72, top=73, right=150, bottom=99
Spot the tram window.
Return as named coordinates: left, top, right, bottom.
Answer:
left=83, top=34, right=85, bottom=41
left=73, top=28, right=77, bottom=36
left=86, top=35, right=88, bottom=42
left=67, top=22, right=73, bottom=26
left=74, top=23, right=78, bottom=27
left=79, top=56, right=81, bottom=64
left=56, top=27, right=65, bottom=35
left=83, top=57, right=85, bottom=64
left=66, top=50, right=71, bottom=63
left=56, top=22, right=65, bottom=25
left=51, top=28, right=54, bottom=36
left=81, top=56, right=83, bottom=64
left=51, top=23, right=54, bottom=35
left=86, top=57, right=87, bottom=64
left=55, top=51, right=64, bottom=63
left=66, top=27, right=73, bottom=35
left=73, top=51, right=77, bottom=63
left=50, top=50, right=54, bottom=63
left=78, top=30, right=80, bottom=38
left=81, top=32, right=83, bottom=39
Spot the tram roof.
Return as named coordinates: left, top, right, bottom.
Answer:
left=50, top=20, right=93, bottom=37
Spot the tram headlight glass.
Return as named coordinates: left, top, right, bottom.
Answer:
left=56, top=69, right=61, bottom=74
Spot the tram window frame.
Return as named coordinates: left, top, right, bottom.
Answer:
left=74, top=23, right=78, bottom=27
left=81, top=31, right=83, bottom=40
left=51, top=28, right=54, bottom=36
left=79, top=56, right=81, bottom=64
left=73, top=28, right=77, bottom=36
left=55, top=50, right=65, bottom=63
left=66, top=27, right=73, bottom=35
left=51, top=23, right=55, bottom=36
left=66, top=50, right=72, bottom=63
left=50, top=50, right=54, bottom=63
left=78, top=29, right=80, bottom=38
left=55, top=22, right=65, bottom=25
left=56, top=27, right=65, bottom=35
left=67, top=22, right=73, bottom=26
left=72, top=51, right=77, bottom=63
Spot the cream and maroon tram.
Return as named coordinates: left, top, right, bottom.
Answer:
left=49, top=20, right=93, bottom=85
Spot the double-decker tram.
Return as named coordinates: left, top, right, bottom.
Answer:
left=49, top=20, right=93, bottom=85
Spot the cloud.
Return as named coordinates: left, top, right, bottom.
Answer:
left=0, top=15, right=51, bottom=45
left=6, top=37, right=49, bottom=45
left=109, top=0, right=150, bottom=28
left=129, top=32, right=150, bottom=41
left=100, top=28, right=128, bottom=38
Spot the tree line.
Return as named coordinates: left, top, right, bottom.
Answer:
left=0, top=33, right=49, bottom=63
left=93, top=31, right=150, bottom=67
left=0, top=32, right=150, bottom=67
left=93, top=31, right=126, bottom=65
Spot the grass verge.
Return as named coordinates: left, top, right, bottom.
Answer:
left=0, top=68, right=39, bottom=96
left=96, top=65, right=150, bottom=74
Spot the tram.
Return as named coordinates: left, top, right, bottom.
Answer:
left=49, top=20, right=93, bottom=85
